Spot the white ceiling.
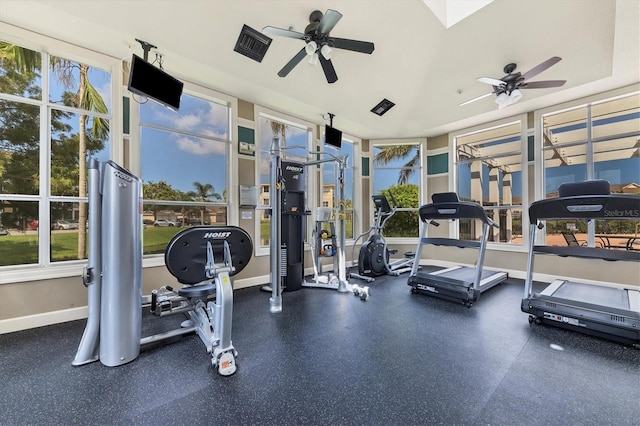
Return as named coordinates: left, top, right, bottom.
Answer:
left=1, top=0, right=639, bottom=139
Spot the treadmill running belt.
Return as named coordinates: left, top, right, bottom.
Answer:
left=552, top=282, right=629, bottom=310
left=437, top=267, right=501, bottom=286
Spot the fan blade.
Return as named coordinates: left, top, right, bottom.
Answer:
left=521, top=80, right=567, bottom=89
left=459, top=92, right=494, bottom=106
left=318, top=9, right=343, bottom=34
left=477, top=77, right=505, bottom=87
left=263, top=26, right=305, bottom=40
left=520, top=56, right=561, bottom=81
left=277, top=48, right=307, bottom=77
left=330, top=37, right=375, bottom=54
left=319, top=53, right=338, bottom=83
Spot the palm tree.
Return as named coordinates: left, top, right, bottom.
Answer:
left=270, top=120, right=287, bottom=147
left=192, top=181, right=221, bottom=225
left=373, top=145, right=420, bottom=185
left=51, top=59, right=109, bottom=259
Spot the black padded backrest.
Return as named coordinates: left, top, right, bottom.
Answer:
left=165, top=226, right=253, bottom=284
left=432, top=192, right=459, bottom=203
left=558, top=180, right=610, bottom=197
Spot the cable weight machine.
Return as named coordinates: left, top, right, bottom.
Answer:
left=267, top=137, right=369, bottom=314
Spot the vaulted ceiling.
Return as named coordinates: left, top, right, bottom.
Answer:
left=1, top=0, right=638, bottom=139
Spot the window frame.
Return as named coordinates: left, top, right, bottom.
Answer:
left=449, top=113, right=528, bottom=252
left=0, top=24, right=123, bottom=284
left=318, top=129, right=362, bottom=245
left=253, top=105, right=316, bottom=257
left=369, top=138, right=426, bottom=242
left=128, top=80, right=238, bottom=268
left=534, top=85, right=640, bottom=247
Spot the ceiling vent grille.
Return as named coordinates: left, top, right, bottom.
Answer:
left=234, top=25, right=272, bottom=63
left=371, top=98, right=396, bottom=116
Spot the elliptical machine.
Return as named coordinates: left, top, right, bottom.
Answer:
left=350, top=190, right=415, bottom=283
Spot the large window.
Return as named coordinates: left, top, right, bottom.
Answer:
left=453, top=118, right=525, bottom=245
left=371, top=142, right=422, bottom=238
left=138, top=92, right=230, bottom=255
left=0, top=40, right=113, bottom=269
left=256, top=112, right=312, bottom=249
left=540, top=90, right=640, bottom=246
left=320, top=135, right=357, bottom=239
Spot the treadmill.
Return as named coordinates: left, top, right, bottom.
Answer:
left=521, top=180, right=640, bottom=348
left=407, top=192, right=508, bottom=307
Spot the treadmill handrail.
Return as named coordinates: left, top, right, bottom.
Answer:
left=533, top=245, right=640, bottom=262
left=418, top=201, right=493, bottom=224
left=421, top=237, right=481, bottom=250
left=529, top=194, right=639, bottom=222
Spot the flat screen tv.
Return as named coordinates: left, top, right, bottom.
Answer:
left=127, top=54, right=183, bottom=111
left=325, top=124, right=342, bottom=149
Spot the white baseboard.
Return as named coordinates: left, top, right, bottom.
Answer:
left=0, top=306, right=88, bottom=335
left=0, top=275, right=272, bottom=335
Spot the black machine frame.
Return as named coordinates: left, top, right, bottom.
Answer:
left=521, top=180, right=640, bottom=348
left=407, top=192, right=508, bottom=307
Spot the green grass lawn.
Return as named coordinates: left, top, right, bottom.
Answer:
left=0, top=227, right=185, bottom=266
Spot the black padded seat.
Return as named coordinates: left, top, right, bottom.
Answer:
left=178, top=283, right=217, bottom=299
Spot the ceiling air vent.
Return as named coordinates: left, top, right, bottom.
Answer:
left=371, top=98, right=396, bottom=116
left=234, top=24, right=272, bottom=63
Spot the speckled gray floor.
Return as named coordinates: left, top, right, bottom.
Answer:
left=1, top=270, right=639, bottom=425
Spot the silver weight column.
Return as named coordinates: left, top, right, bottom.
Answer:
left=99, top=161, right=143, bottom=366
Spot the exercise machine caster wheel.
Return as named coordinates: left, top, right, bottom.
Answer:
left=528, top=315, right=535, bottom=324
left=214, top=351, right=237, bottom=376
left=534, top=317, right=542, bottom=325
left=410, top=287, right=417, bottom=294
left=463, top=301, right=472, bottom=308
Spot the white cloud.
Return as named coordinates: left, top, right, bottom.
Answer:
left=175, top=136, right=226, bottom=155
left=173, top=114, right=201, bottom=130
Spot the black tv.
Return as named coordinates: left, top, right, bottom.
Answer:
left=127, top=54, right=183, bottom=111
left=325, top=124, right=342, bottom=149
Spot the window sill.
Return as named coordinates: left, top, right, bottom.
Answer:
left=0, top=255, right=170, bottom=285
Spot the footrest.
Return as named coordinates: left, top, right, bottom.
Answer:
left=178, top=283, right=217, bottom=298
left=389, top=249, right=398, bottom=255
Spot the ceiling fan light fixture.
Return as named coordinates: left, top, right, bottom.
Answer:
left=495, top=92, right=508, bottom=105
left=305, top=41, right=318, bottom=55
left=308, top=52, right=319, bottom=65
left=320, top=44, right=332, bottom=59
left=508, top=89, right=523, bottom=104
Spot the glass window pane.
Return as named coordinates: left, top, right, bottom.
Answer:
left=50, top=201, right=87, bottom=262
left=258, top=115, right=310, bottom=247
left=591, top=93, right=640, bottom=140
left=0, top=41, right=42, bottom=100
left=141, top=127, right=227, bottom=198
left=49, top=57, right=111, bottom=112
left=140, top=93, right=229, bottom=139
left=142, top=203, right=227, bottom=255
left=0, top=100, right=40, bottom=195
left=0, top=200, right=39, bottom=266
left=543, top=107, right=588, bottom=146
left=51, top=110, right=110, bottom=197
left=544, top=143, right=588, bottom=198
left=593, top=137, right=640, bottom=192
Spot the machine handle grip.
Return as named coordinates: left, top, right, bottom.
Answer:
left=81, top=266, right=94, bottom=287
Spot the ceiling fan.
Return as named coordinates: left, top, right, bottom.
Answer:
left=460, top=56, right=567, bottom=109
left=263, top=9, right=375, bottom=84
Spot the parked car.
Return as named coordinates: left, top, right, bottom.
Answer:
left=153, top=219, right=177, bottom=227
left=0, top=226, right=9, bottom=236
left=52, top=220, right=79, bottom=230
